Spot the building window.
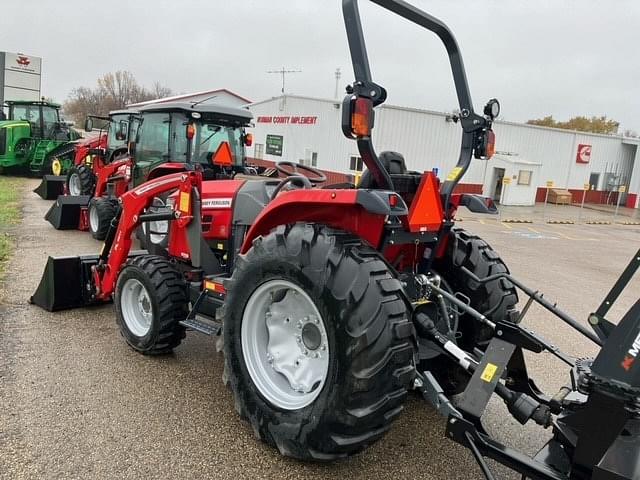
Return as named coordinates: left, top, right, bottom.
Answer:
left=589, top=172, right=600, bottom=190
left=517, top=170, right=532, bottom=185
left=350, top=156, right=363, bottom=172
left=254, top=143, right=264, bottom=160
left=311, top=152, right=318, bottom=167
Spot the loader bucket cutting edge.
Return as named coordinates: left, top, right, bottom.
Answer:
left=34, top=175, right=66, bottom=200
left=45, top=195, right=91, bottom=230
left=30, top=254, right=100, bottom=311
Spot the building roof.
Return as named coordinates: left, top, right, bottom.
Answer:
left=138, top=101, right=253, bottom=121
left=128, top=88, right=252, bottom=108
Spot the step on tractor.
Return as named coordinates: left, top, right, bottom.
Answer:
left=45, top=102, right=258, bottom=244
left=32, top=1, right=640, bottom=478
left=0, top=100, right=81, bottom=180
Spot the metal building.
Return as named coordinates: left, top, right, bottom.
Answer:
left=247, top=95, right=639, bottom=209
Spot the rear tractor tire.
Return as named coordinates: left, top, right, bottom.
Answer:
left=66, top=164, right=96, bottom=196
left=223, top=224, right=415, bottom=460
left=114, top=255, right=187, bottom=354
left=429, top=228, right=519, bottom=393
left=88, top=197, right=116, bottom=241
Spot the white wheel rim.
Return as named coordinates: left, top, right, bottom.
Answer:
left=241, top=279, right=329, bottom=410
left=68, top=173, right=81, bottom=196
left=120, top=278, right=153, bottom=337
left=89, top=204, right=99, bottom=233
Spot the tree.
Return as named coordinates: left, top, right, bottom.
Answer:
left=526, top=115, right=620, bottom=134
left=63, top=71, right=172, bottom=125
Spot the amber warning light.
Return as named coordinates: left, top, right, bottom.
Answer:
left=351, top=97, right=373, bottom=137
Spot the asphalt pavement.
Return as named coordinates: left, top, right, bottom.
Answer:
left=1, top=180, right=639, bottom=479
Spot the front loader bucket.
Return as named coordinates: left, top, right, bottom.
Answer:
left=30, top=254, right=99, bottom=311
left=34, top=175, right=66, bottom=200
left=44, top=195, right=91, bottom=230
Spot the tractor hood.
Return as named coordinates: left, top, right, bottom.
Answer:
left=0, top=119, right=29, bottom=129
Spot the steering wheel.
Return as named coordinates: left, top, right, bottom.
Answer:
left=276, top=161, right=327, bottom=184
left=270, top=175, right=312, bottom=201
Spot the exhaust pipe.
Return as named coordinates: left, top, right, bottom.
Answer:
left=30, top=254, right=99, bottom=311
left=34, top=175, right=66, bottom=200
left=44, top=195, right=91, bottom=230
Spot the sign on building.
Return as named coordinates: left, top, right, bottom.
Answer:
left=576, top=144, right=592, bottom=164
left=266, top=134, right=283, bottom=156
left=0, top=52, right=42, bottom=104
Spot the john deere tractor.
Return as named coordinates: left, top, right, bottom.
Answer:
left=0, top=100, right=81, bottom=176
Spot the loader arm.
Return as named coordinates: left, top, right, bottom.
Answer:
left=94, top=170, right=202, bottom=300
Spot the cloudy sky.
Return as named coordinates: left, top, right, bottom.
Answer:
left=1, top=0, right=639, bottom=130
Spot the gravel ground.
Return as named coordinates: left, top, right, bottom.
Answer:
left=1, top=179, right=638, bottom=479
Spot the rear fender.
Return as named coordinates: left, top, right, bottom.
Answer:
left=240, top=188, right=407, bottom=253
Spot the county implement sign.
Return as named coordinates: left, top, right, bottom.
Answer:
left=257, top=115, right=318, bottom=125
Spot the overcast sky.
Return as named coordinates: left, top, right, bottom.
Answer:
left=1, top=0, right=639, bottom=131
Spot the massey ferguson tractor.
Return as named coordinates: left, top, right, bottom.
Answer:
left=45, top=102, right=256, bottom=244
left=0, top=100, right=81, bottom=179
left=64, top=110, right=139, bottom=197
left=31, top=1, right=640, bottom=478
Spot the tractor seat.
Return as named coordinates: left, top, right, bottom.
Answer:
left=359, top=151, right=407, bottom=189
left=359, top=151, right=422, bottom=194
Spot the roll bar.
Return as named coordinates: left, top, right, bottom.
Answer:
left=342, top=0, right=490, bottom=209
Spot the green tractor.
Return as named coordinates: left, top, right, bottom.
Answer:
left=0, top=100, right=81, bottom=176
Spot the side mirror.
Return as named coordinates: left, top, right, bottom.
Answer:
left=244, top=132, right=253, bottom=147
left=84, top=117, right=93, bottom=132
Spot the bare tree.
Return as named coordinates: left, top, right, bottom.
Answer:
left=63, top=71, right=172, bottom=125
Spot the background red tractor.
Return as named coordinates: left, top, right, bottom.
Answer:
left=45, top=102, right=258, bottom=242
left=31, top=0, right=640, bottom=478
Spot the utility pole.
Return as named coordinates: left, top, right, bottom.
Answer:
left=267, top=67, right=302, bottom=95
left=334, top=67, right=341, bottom=99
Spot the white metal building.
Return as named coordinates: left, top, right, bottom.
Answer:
left=247, top=95, right=640, bottom=208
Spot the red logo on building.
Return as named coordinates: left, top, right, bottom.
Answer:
left=16, top=55, right=31, bottom=66
left=576, top=144, right=591, bottom=164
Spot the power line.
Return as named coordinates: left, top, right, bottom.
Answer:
left=267, top=67, right=302, bottom=94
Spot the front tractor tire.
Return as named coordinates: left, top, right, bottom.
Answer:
left=88, top=197, right=116, bottom=240
left=223, top=224, right=415, bottom=460
left=114, top=255, right=187, bottom=354
left=66, top=164, right=96, bottom=196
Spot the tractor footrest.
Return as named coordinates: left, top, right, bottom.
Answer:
left=179, top=318, right=221, bottom=336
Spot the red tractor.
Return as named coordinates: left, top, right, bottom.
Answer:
left=64, top=110, right=139, bottom=198
left=32, top=1, right=640, bottom=478
left=45, top=102, right=257, bottom=242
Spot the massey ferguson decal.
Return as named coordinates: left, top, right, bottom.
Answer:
left=202, top=198, right=233, bottom=209
left=576, top=144, right=592, bottom=164
left=16, top=55, right=31, bottom=66
left=621, top=329, right=640, bottom=371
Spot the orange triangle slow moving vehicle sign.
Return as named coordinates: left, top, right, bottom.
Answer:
left=407, top=172, right=444, bottom=232
left=212, top=141, right=233, bottom=167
